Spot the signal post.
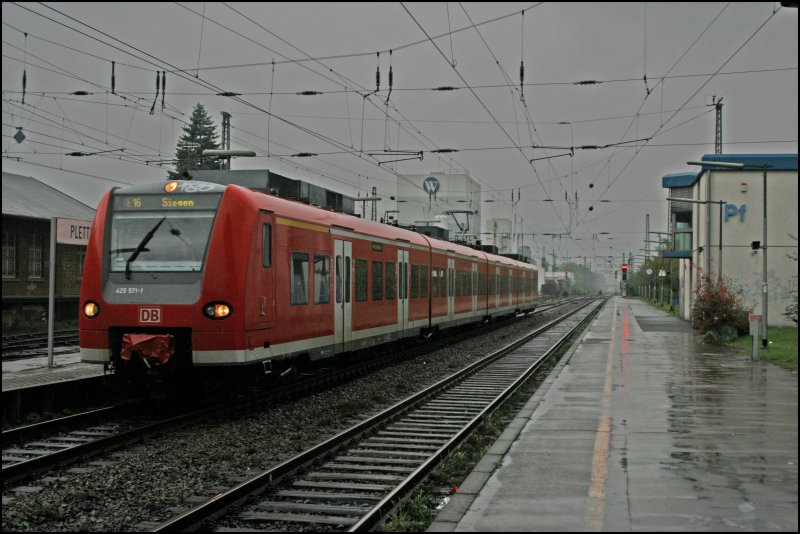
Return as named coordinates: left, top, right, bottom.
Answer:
left=621, top=263, right=629, bottom=297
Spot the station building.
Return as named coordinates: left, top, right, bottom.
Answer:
left=661, top=153, right=798, bottom=327
left=2, top=172, right=95, bottom=333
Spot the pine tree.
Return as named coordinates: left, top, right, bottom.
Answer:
left=168, top=103, right=220, bottom=179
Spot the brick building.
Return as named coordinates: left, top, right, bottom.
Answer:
left=2, top=172, right=95, bottom=333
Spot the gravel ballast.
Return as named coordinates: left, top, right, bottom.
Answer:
left=2, top=307, right=568, bottom=532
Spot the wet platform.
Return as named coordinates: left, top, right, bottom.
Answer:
left=2, top=351, right=108, bottom=421
left=430, top=297, right=798, bottom=532
left=2, top=351, right=104, bottom=393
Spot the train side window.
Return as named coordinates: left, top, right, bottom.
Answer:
left=440, top=268, right=447, bottom=297
left=385, top=261, right=396, bottom=300
left=314, top=255, right=330, bottom=304
left=355, top=259, right=368, bottom=302
left=432, top=268, right=438, bottom=297
left=400, top=262, right=406, bottom=300
left=449, top=268, right=454, bottom=297
left=372, top=261, right=383, bottom=300
left=336, top=256, right=342, bottom=304
left=345, top=257, right=351, bottom=303
left=410, top=264, right=419, bottom=299
left=262, top=224, right=271, bottom=268
left=420, top=266, right=428, bottom=298
left=290, top=252, right=309, bottom=305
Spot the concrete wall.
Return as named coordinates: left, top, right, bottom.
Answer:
left=684, top=168, right=798, bottom=327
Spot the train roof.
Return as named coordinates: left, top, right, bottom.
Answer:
left=111, top=180, right=534, bottom=270
left=242, top=187, right=534, bottom=270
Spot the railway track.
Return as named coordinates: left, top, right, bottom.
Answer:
left=2, top=298, right=596, bottom=531
left=2, top=330, right=79, bottom=359
left=153, top=298, right=604, bottom=532
left=2, top=301, right=573, bottom=487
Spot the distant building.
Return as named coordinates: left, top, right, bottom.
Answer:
left=2, top=172, right=95, bottom=332
left=661, top=154, right=798, bottom=327
left=396, top=172, right=482, bottom=245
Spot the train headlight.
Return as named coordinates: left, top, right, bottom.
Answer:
left=203, top=302, right=232, bottom=320
left=83, top=301, right=100, bottom=318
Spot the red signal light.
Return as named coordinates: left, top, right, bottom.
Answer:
left=621, top=264, right=628, bottom=271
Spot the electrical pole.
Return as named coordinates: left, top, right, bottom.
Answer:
left=762, top=167, right=768, bottom=346
left=371, top=186, right=377, bottom=222
left=713, top=96, right=723, bottom=155
left=220, top=112, right=231, bottom=170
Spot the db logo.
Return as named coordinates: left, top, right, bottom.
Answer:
left=139, top=306, right=162, bottom=324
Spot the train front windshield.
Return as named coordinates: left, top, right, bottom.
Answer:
left=109, top=193, right=221, bottom=275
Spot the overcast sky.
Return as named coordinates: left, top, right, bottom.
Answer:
left=2, top=2, right=797, bottom=270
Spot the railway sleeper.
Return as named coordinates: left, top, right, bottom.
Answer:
left=254, top=501, right=368, bottom=515
left=289, top=481, right=390, bottom=493
left=239, top=510, right=359, bottom=526
left=280, top=488, right=386, bottom=500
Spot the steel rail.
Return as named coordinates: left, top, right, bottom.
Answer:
left=151, top=298, right=603, bottom=532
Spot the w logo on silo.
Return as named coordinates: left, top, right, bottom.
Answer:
left=422, top=176, right=440, bottom=195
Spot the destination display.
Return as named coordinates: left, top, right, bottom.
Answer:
left=113, top=194, right=222, bottom=211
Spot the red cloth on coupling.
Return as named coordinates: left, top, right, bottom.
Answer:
left=120, top=333, right=175, bottom=364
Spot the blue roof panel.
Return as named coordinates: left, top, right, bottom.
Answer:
left=700, top=153, right=797, bottom=171
left=662, top=153, right=797, bottom=189
left=662, top=172, right=699, bottom=189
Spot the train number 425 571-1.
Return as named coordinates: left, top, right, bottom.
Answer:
left=116, top=287, right=144, bottom=294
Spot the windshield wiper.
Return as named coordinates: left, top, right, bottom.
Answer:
left=125, top=217, right=166, bottom=280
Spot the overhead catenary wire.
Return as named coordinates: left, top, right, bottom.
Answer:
left=16, top=2, right=406, bottom=182
left=581, top=1, right=781, bottom=227
left=205, top=3, right=530, bottom=215
left=3, top=3, right=788, bottom=218
left=3, top=2, right=794, bottom=262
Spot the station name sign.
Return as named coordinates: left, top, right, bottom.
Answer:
left=56, top=218, right=92, bottom=246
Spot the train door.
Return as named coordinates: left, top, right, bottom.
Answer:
left=510, top=270, right=515, bottom=308
left=471, top=263, right=478, bottom=318
left=259, top=214, right=275, bottom=326
left=447, top=257, right=455, bottom=320
left=397, top=249, right=409, bottom=336
left=509, top=270, right=515, bottom=309
left=495, top=265, right=500, bottom=309
left=245, top=212, right=275, bottom=333
left=334, top=240, right=352, bottom=353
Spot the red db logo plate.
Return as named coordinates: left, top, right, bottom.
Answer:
left=139, top=306, right=162, bottom=324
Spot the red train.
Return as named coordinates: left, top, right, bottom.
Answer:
left=79, top=180, right=538, bottom=389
